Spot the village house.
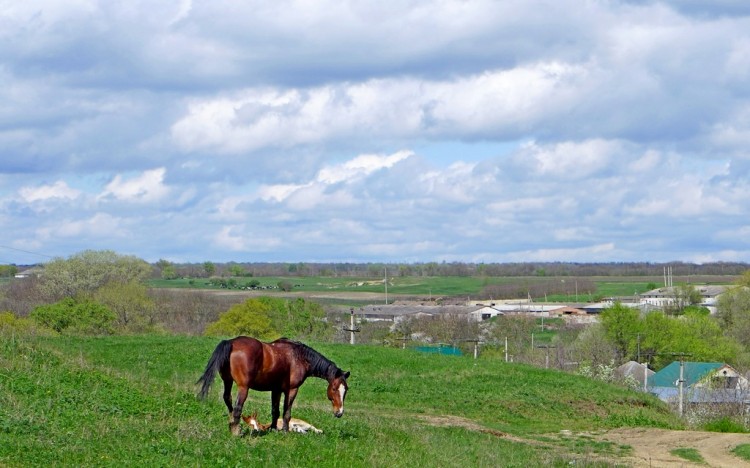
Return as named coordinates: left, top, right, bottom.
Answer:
left=649, top=362, right=749, bottom=405
left=638, top=285, right=729, bottom=314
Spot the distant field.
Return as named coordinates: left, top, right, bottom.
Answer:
left=0, top=334, right=681, bottom=466
left=149, top=275, right=736, bottom=303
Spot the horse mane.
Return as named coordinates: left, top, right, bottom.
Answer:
left=275, top=338, right=341, bottom=380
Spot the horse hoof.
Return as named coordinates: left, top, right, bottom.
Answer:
left=229, top=423, right=242, bottom=436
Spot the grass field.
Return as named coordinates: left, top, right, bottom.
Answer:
left=0, top=333, right=683, bottom=466
left=149, top=275, right=735, bottom=303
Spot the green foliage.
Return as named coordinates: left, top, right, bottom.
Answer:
left=599, top=302, right=641, bottom=360
left=161, top=264, right=178, bottom=280
left=702, top=417, right=749, bottom=433
left=204, top=298, right=279, bottom=340
left=263, top=297, right=330, bottom=340
left=596, top=303, right=745, bottom=369
left=30, top=298, right=116, bottom=335
left=732, top=444, right=750, bottom=462
left=204, top=297, right=331, bottom=341
left=277, top=280, right=293, bottom=291
left=202, top=261, right=216, bottom=277
left=0, top=264, right=18, bottom=277
left=40, top=250, right=152, bottom=300
left=93, top=281, right=156, bottom=333
left=0, top=311, right=38, bottom=333
left=669, top=447, right=704, bottom=464
left=716, top=286, right=750, bottom=348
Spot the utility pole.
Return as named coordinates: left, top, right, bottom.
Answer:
left=384, top=267, right=388, bottom=305
left=671, top=352, right=692, bottom=417
left=464, top=339, right=483, bottom=359
left=343, top=308, right=361, bottom=345
left=537, top=344, right=556, bottom=369
left=505, top=336, right=508, bottom=363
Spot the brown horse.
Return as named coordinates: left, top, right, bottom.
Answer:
left=197, top=336, right=350, bottom=435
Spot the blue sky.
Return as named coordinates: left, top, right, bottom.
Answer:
left=2, top=0, right=750, bottom=265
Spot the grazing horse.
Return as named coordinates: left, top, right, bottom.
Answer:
left=197, top=336, right=350, bottom=435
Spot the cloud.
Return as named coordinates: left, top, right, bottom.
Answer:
left=98, top=168, right=170, bottom=203
left=3, top=1, right=750, bottom=264
left=19, top=181, right=81, bottom=202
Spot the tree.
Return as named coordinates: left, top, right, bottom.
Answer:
left=161, top=264, right=178, bottom=280
left=93, top=281, right=155, bottom=332
left=229, top=264, right=246, bottom=277
left=0, top=264, right=18, bottom=278
left=40, top=250, right=152, bottom=300
left=203, top=261, right=216, bottom=277
left=599, top=302, right=642, bottom=361
left=667, top=284, right=702, bottom=315
left=570, top=323, right=619, bottom=369
left=254, top=297, right=330, bottom=340
left=716, top=286, right=750, bottom=348
left=204, top=298, right=279, bottom=340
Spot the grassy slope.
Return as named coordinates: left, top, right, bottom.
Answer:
left=0, top=334, right=681, bottom=467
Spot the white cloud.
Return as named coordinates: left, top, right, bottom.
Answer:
left=4, top=1, right=750, bottom=263
left=19, top=181, right=81, bottom=202
left=99, top=168, right=169, bottom=203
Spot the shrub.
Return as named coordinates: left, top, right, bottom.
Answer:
left=30, top=298, right=116, bottom=335
left=0, top=311, right=38, bottom=333
left=204, top=298, right=279, bottom=340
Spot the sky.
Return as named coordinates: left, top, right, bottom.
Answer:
left=2, top=0, right=750, bottom=265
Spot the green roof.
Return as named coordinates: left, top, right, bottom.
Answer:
left=650, top=362, right=724, bottom=388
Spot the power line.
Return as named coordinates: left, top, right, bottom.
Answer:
left=0, top=245, right=54, bottom=260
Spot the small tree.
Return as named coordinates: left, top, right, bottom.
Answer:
left=203, top=261, right=216, bottom=277
left=204, top=298, right=279, bottom=340
left=599, top=302, right=642, bottom=361
left=30, top=298, right=116, bottom=335
left=94, top=281, right=156, bottom=333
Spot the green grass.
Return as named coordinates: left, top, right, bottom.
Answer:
left=702, top=417, right=749, bottom=433
left=670, top=447, right=705, bottom=464
left=0, top=333, right=682, bottom=466
left=732, top=444, right=750, bottom=462
left=150, top=275, right=734, bottom=304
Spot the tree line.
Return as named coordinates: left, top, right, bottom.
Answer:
left=152, top=260, right=748, bottom=279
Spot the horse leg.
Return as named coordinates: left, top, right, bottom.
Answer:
left=281, top=388, right=299, bottom=432
left=229, top=386, right=249, bottom=436
left=221, top=374, right=233, bottom=415
left=270, top=390, right=281, bottom=430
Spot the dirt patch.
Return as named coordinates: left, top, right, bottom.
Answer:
left=596, top=427, right=750, bottom=467
left=416, top=414, right=750, bottom=467
left=416, top=414, right=526, bottom=442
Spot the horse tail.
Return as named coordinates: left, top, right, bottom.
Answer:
left=196, top=339, right=233, bottom=400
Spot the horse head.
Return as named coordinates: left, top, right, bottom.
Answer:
left=327, top=370, right=350, bottom=418
left=242, top=411, right=267, bottom=431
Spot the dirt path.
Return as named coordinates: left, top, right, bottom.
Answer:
left=597, top=428, right=750, bottom=467
left=416, top=414, right=750, bottom=467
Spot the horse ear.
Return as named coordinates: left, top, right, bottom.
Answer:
left=343, top=371, right=350, bottom=379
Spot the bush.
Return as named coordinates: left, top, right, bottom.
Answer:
left=204, top=298, right=279, bottom=340
left=30, top=298, right=116, bottom=335
left=0, top=311, right=39, bottom=334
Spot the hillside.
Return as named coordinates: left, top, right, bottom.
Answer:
left=1, top=334, right=685, bottom=466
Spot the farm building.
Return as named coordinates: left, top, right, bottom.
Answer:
left=649, top=362, right=749, bottom=404
left=638, top=285, right=729, bottom=314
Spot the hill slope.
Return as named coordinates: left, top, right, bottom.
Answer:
left=1, top=334, right=681, bottom=466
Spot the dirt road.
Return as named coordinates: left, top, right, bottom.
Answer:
left=597, top=428, right=750, bottom=467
